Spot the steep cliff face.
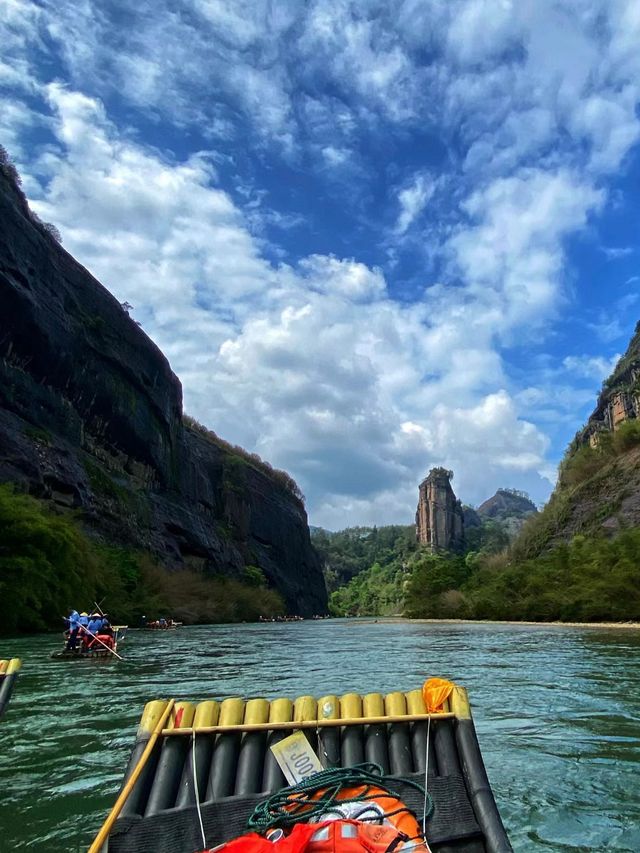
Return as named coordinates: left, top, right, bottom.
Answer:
left=415, top=468, right=464, bottom=552
left=0, top=169, right=326, bottom=615
left=580, top=322, right=640, bottom=444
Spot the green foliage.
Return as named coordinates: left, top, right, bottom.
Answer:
left=312, top=525, right=417, bottom=592
left=612, top=419, right=640, bottom=453
left=242, top=565, right=267, bottom=587
left=24, top=425, right=52, bottom=445
left=0, top=483, right=285, bottom=634
left=404, top=551, right=472, bottom=618
left=460, top=530, right=640, bottom=622
left=319, top=525, right=418, bottom=616
left=222, top=454, right=248, bottom=495
left=84, top=460, right=122, bottom=501
left=559, top=443, right=611, bottom=489
left=515, top=416, right=640, bottom=563
left=464, top=520, right=510, bottom=555
left=0, top=484, right=101, bottom=633
left=144, top=565, right=285, bottom=623
left=329, top=561, right=406, bottom=617
left=510, top=492, right=572, bottom=562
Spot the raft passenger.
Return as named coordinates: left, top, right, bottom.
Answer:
left=83, top=613, right=103, bottom=649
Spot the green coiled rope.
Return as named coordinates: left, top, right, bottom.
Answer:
left=247, top=762, right=433, bottom=834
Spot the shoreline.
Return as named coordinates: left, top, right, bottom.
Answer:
left=357, top=616, right=640, bottom=630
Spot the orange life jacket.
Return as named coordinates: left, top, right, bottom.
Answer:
left=203, top=818, right=431, bottom=853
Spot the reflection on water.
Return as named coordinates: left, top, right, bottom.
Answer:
left=1, top=620, right=639, bottom=852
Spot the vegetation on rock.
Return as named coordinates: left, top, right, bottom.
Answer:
left=0, top=483, right=285, bottom=635
left=183, top=414, right=305, bottom=504
left=0, top=146, right=62, bottom=243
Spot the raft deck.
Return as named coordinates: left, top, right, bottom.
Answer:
left=99, top=684, right=512, bottom=853
left=0, top=658, right=21, bottom=719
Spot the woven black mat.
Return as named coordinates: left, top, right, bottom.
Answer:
left=108, top=774, right=482, bottom=853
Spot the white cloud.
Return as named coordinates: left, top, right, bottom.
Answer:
left=322, top=146, right=350, bottom=167
left=448, top=169, right=603, bottom=335
left=602, top=246, right=634, bottom=260
left=587, top=317, right=625, bottom=344
left=11, top=85, right=553, bottom=525
left=395, top=172, right=434, bottom=235
left=563, top=354, right=622, bottom=382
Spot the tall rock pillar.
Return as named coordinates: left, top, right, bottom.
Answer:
left=416, top=468, right=465, bottom=552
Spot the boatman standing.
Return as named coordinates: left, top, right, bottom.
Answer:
left=65, top=608, right=81, bottom=650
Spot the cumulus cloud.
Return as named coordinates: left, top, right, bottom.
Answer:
left=9, top=84, right=551, bottom=524
left=2, top=0, right=640, bottom=527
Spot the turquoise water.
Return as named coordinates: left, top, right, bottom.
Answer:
left=1, top=620, right=639, bottom=852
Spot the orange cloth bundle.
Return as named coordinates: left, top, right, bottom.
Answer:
left=422, top=678, right=454, bottom=713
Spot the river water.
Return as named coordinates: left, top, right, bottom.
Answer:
left=1, top=620, right=639, bottom=852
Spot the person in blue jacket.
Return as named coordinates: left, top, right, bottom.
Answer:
left=77, top=612, right=90, bottom=649
left=83, top=613, right=103, bottom=649
left=87, top=613, right=102, bottom=635
left=65, top=608, right=81, bottom=650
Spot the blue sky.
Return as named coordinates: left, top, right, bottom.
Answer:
left=2, top=0, right=639, bottom=528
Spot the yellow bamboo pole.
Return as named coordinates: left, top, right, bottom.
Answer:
left=161, top=710, right=455, bottom=737
left=88, top=699, right=176, bottom=853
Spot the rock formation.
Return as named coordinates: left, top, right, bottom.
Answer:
left=580, top=322, right=640, bottom=446
left=415, top=468, right=464, bottom=552
left=0, top=166, right=327, bottom=616
left=510, top=322, right=640, bottom=558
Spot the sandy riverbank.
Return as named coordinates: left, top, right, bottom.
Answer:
left=355, top=616, right=640, bottom=630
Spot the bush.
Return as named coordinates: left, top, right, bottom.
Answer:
left=559, top=444, right=609, bottom=489
left=404, top=551, right=471, bottom=618
left=612, top=419, right=640, bottom=453
left=329, top=560, right=406, bottom=616
left=460, top=529, right=640, bottom=623
left=0, top=484, right=102, bottom=633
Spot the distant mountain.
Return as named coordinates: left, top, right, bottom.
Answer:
left=462, top=489, right=538, bottom=551
left=478, top=488, right=537, bottom=519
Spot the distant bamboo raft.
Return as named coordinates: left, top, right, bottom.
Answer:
left=0, top=658, right=21, bottom=719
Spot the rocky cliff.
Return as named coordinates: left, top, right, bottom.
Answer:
left=0, top=167, right=327, bottom=616
left=415, top=468, right=464, bottom=552
left=513, top=323, right=640, bottom=558
left=580, top=322, right=640, bottom=444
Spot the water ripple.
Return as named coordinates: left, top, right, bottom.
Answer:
left=1, top=620, right=639, bottom=852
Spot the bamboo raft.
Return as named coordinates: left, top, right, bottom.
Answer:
left=0, top=658, right=21, bottom=719
left=92, top=682, right=512, bottom=853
